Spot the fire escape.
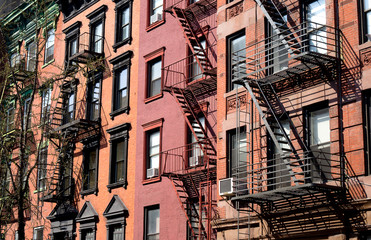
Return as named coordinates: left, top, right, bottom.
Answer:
left=162, top=0, right=217, bottom=239
left=231, top=0, right=366, bottom=238
left=42, top=32, right=103, bottom=203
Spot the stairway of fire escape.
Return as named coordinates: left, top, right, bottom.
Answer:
left=163, top=0, right=217, bottom=238
left=230, top=0, right=367, bottom=237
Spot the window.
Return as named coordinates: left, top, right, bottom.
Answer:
left=146, top=129, right=160, bottom=178
left=91, top=21, right=103, bottom=54
left=361, top=0, right=371, bottom=43
left=60, top=148, right=73, bottom=197
left=10, top=52, right=20, bottom=68
left=266, top=15, right=288, bottom=75
left=6, top=101, right=15, bottom=132
left=114, top=0, right=132, bottom=49
left=41, top=88, right=51, bottom=123
left=83, top=147, right=98, bottom=191
left=364, top=91, right=371, bottom=175
left=148, top=58, right=162, bottom=98
left=33, top=227, right=43, bottom=240
left=228, top=31, right=246, bottom=91
left=149, top=0, right=163, bottom=25
left=63, top=22, right=81, bottom=67
left=188, top=117, right=205, bottom=167
left=267, top=120, right=291, bottom=189
left=37, top=146, right=48, bottom=191
left=107, top=123, right=130, bottom=189
left=115, top=67, right=129, bottom=111
left=45, top=28, right=55, bottom=63
left=304, top=0, right=327, bottom=54
left=189, top=40, right=206, bottom=82
left=227, top=128, right=247, bottom=178
left=108, top=224, right=123, bottom=240
left=27, top=40, right=37, bottom=71
left=63, top=90, right=75, bottom=124
left=23, top=97, right=32, bottom=129
left=109, top=51, right=132, bottom=117
left=14, top=231, right=18, bottom=240
left=111, top=140, right=127, bottom=184
left=81, top=229, right=94, bottom=240
left=87, top=79, right=101, bottom=121
left=144, top=205, right=160, bottom=240
left=305, top=103, right=331, bottom=181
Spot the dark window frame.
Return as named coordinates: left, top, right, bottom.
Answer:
left=87, top=5, right=107, bottom=54
left=37, top=146, right=48, bottom=192
left=44, top=28, right=55, bottom=64
left=41, top=87, right=52, bottom=124
left=33, top=226, right=43, bottom=240
left=109, top=51, right=133, bottom=119
left=107, top=123, right=130, bottom=191
left=86, top=71, right=102, bottom=121
left=63, top=21, right=82, bottom=68
left=113, top=0, right=133, bottom=51
left=144, top=205, right=160, bottom=240
left=147, top=57, right=162, bottom=99
left=81, top=140, right=99, bottom=195
left=227, top=30, right=246, bottom=92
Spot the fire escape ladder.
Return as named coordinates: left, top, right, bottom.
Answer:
left=255, top=0, right=301, bottom=55
left=169, top=87, right=216, bottom=163
left=169, top=174, right=207, bottom=239
left=171, top=7, right=213, bottom=74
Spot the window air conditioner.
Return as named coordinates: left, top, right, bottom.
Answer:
left=219, top=178, right=234, bottom=196
left=147, top=168, right=159, bottom=178
left=150, top=13, right=162, bottom=24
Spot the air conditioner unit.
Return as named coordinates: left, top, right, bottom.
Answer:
left=219, top=178, right=234, bottom=196
left=147, top=168, right=159, bottom=178
left=150, top=13, right=162, bottom=24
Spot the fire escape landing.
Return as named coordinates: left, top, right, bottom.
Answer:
left=230, top=0, right=366, bottom=237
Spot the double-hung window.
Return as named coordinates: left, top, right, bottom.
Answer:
left=63, top=90, right=75, bottom=124
left=6, top=101, right=15, bottom=132
left=107, top=123, right=130, bottom=189
left=45, top=28, right=55, bottom=63
left=116, top=68, right=129, bottom=110
left=87, top=78, right=101, bottom=121
left=228, top=31, right=246, bottom=91
left=146, top=129, right=160, bottom=178
left=41, top=88, right=51, bottom=123
left=91, top=21, right=103, bottom=54
left=144, top=205, right=160, bottom=240
left=114, top=0, right=132, bottom=49
left=305, top=0, right=327, bottom=54
left=27, top=40, right=37, bottom=71
left=82, top=146, right=98, bottom=192
left=63, top=22, right=81, bottom=67
left=150, top=0, right=163, bottom=24
left=37, top=146, right=48, bottom=191
left=148, top=58, right=162, bottom=98
left=10, top=52, right=20, bottom=68
left=33, top=227, right=43, bottom=240
left=23, top=97, right=32, bottom=129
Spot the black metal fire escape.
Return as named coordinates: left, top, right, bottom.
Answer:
left=42, top=33, right=103, bottom=204
left=231, top=0, right=366, bottom=237
left=162, top=0, right=217, bottom=238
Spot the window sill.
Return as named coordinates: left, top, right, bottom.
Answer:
left=110, top=106, right=130, bottom=120
left=42, top=59, right=55, bottom=69
left=107, top=181, right=127, bottom=192
left=81, top=188, right=97, bottom=197
left=113, top=38, right=132, bottom=52
left=144, top=92, right=163, bottom=104
left=142, top=176, right=161, bottom=185
left=146, top=19, right=165, bottom=32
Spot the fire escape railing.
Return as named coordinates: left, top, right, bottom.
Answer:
left=232, top=21, right=340, bottom=84
left=163, top=44, right=217, bottom=89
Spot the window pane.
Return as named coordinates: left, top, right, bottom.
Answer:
left=116, top=141, right=125, bottom=161
left=367, top=12, right=371, bottom=35
left=119, top=69, right=128, bottom=90
left=311, top=108, right=330, bottom=145
left=307, top=0, right=326, bottom=25
left=151, top=61, right=161, bottom=80
left=366, top=0, right=371, bottom=10
left=151, top=79, right=161, bottom=96
left=230, top=34, right=246, bottom=90
left=147, top=208, right=160, bottom=234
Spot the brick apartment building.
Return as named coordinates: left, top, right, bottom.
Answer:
left=215, top=0, right=371, bottom=239
left=2, top=0, right=371, bottom=239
